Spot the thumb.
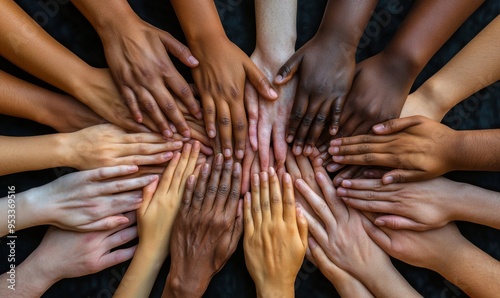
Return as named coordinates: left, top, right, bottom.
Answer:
left=160, top=31, right=199, bottom=67
left=274, top=52, right=302, bottom=85
left=244, top=81, right=259, bottom=151
left=244, top=61, right=278, bottom=101
left=372, top=116, right=422, bottom=135
left=375, top=215, right=429, bottom=231
left=296, top=205, right=309, bottom=248
left=140, top=178, right=159, bottom=214
left=382, top=169, right=423, bottom=184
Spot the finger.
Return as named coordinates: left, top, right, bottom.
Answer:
left=98, top=245, right=137, bottom=272
left=140, top=113, right=158, bottom=133
left=300, top=203, right=329, bottom=246
left=258, top=118, right=272, bottom=171
left=341, top=197, right=395, bottom=214
left=268, top=167, right=282, bottom=218
left=374, top=215, right=430, bottom=231
left=150, top=86, right=192, bottom=138
left=136, top=87, right=172, bottom=138
left=372, top=116, right=422, bottom=135
left=296, top=206, right=309, bottom=248
left=123, top=132, right=172, bottom=144
left=88, top=165, right=139, bottom=181
left=308, top=237, right=336, bottom=275
left=284, top=150, right=301, bottom=181
left=200, top=93, right=217, bottom=139
left=315, top=171, right=347, bottom=220
left=121, top=85, right=143, bottom=123
left=295, top=155, right=320, bottom=195
left=359, top=214, right=392, bottom=252
left=214, top=159, right=233, bottom=209
left=339, top=179, right=397, bottom=192
left=203, top=153, right=224, bottom=210
left=241, top=144, right=255, bottom=195
left=330, top=96, right=346, bottom=136
left=108, top=211, right=137, bottom=234
left=191, top=163, right=211, bottom=211
left=282, top=173, right=296, bottom=222
left=251, top=174, right=262, bottom=228
left=288, top=91, right=308, bottom=151
left=181, top=175, right=196, bottom=216
left=330, top=142, right=389, bottom=157
left=243, top=192, right=254, bottom=234
left=160, top=31, right=199, bottom=67
left=337, top=113, right=360, bottom=138
left=245, top=61, right=278, bottom=101
left=103, top=226, right=138, bottom=249
left=76, top=215, right=131, bottom=231
left=294, top=98, right=331, bottom=156
left=117, top=152, right=174, bottom=166
left=230, top=101, right=248, bottom=160
left=98, top=175, right=158, bottom=195
left=216, top=99, right=233, bottom=159
left=363, top=168, right=388, bottom=179
left=329, top=135, right=392, bottom=149
left=259, top=171, right=271, bottom=222
left=172, top=141, right=200, bottom=194
left=333, top=166, right=361, bottom=187
left=164, top=75, right=202, bottom=119
left=244, top=81, right=259, bottom=151
left=274, top=52, right=302, bottom=85
left=331, top=153, right=395, bottom=167
left=121, top=141, right=184, bottom=156
left=225, top=162, right=242, bottom=213
left=155, top=151, right=181, bottom=193
left=304, top=100, right=333, bottom=155
left=231, top=199, right=244, bottom=248
left=295, top=179, right=335, bottom=225
left=272, top=121, right=288, bottom=168
left=382, top=169, right=426, bottom=184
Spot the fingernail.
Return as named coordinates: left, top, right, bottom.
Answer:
left=365, top=170, right=375, bottom=177
left=304, top=145, right=313, bottom=155
left=316, top=158, right=324, bottom=166
left=252, top=174, right=259, bottom=185
left=269, top=88, right=278, bottom=99
left=181, top=137, right=190, bottom=142
left=208, top=130, right=216, bottom=138
left=342, top=180, right=352, bottom=187
left=327, top=163, right=341, bottom=172
left=127, top=165, right=138, bottom=172
left=373, top=124, right=385, bottom=132
left=383, top=176, right=394, bottom=184
left=169, top=123, right=177, bottom=133
left=329, top=147, right=339, bottom=154
left=330, top=139, right=342, bottom=146
left=316, top=172, right=325, bottom=181
left=286, top=135, right=294, bottom=143
left=337, top=188, right=347, bottom=196
left=163, top=152, right=174, bottom=160
left=332, top=156, right=344, bottom=162
left=375, top=219, right=385, bottom=226
left=224, top=148, right=232, bottom=158
left=202, top=163, right=210, bottom=174
left=293, top=146, right=302, bottom=156
left=163, top=130, right=172, bottom=138
left=234, top=162, right=241, bottom=172
left=173, top=141, right=184, bottom=147
left=236, top=150, right=244, bottom=160
left=260, top=171, right=268, bottom=182
left=188, top=55, right=199, bottom=65
left=275, top=75, right=283, bottom=83
left=195, top=112, right=203, bottom=120
left=269, top=167, right=276, bottom=176
left=117, top=218, right=129, bottom=225
left=216, top=153, right=224, bottom=164
left=284, top=173, right=291, bottom=183
left=330, top=127, right=338, bottom=135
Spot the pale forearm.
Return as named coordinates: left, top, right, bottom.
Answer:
left=453, top=182, right=500, bottom=229
left=254, top=0, right=297, bottom=55
left=0, top=135, right=68, bottom=175
left=361, top=267, right=420, bottom=298
left=0, top=1, right=90, bottom=97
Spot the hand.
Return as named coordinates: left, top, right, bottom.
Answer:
left=99, top=16, right=202, bottom=138
left=245, top=49, right=296, bottom=169
left=189, top=36, right=277, bottom=160
left=337, top=177, right=461, bottom=231
left=362, top=218, right=466, bottom=271
left=337, top=51, right=415, bottom=137
left=244, top=169, right=307, bottom=297
left=137, top=142, right=201, bottom=255
left=166, top=156, right=243, bottom=297
left=29, top=212, right=138, bottom=283
left=43, top=94, right=105, bottom=133
left=63, top=124, right=184, bottom=170
left=295, top=172, right=393, bottom=284
left=274, top=33, right=356, bottom=156
left=329, top=116, right=458, bottom=183
left=28, top=165, right=157, bottom=231
left=77, top=68, right=156, bottom=133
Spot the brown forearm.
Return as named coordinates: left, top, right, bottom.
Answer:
left=452, top=129, right=500, bottom=172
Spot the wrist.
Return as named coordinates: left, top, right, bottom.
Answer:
left=21, top=248, right=60, bottom=295
left=362, top=265, right=416, bottom=297
left=16, top=188, right=47, bottom=231
left=256, top=282, right=294, bottom=298
left=381, top=46, right=422, bottom=80
left=164, top=272, right=209, bottom=298
left=55, top=132, right=79, bottom=169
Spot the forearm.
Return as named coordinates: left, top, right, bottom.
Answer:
left=114, top=244, right=166, bottom=298
left=162, top=264, right=212, bottom=298
left=0, top=1, right=90, bottom=97
left=0, top=135, right=68, bottom=175
left=0, top=189, right=44, bottom=237
left=435, top=240, right=500, bottom=298
left=453, top=182, right=500, bottom=229
left=360, top=266, right=420, bottom=298
left=0, top=250, right=56, bottom=297
left=256, top=284, right=295, bottom=298
left=451, top=129, right=500, bottom=171
left=0, top=71, right=69, bottom=128
left=403, top=16, right=500, bottom=120
left=384, top=0, right=484, bottom=78
left=254, top=0, right=297, bottom=56
left=330, top=274, right=374, bottom=298
left=170, top=0, right=227, bottom=44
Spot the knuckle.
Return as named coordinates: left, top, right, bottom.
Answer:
left=359, top=144, right=370, bottom=154
left=234, top=121, right=245, bottom=131
left=261, top=200, right=270, bottom=210
left=271, top=195, right=280, bottom=204
left=217, top=184, right=230, bottom=196
left=144, top=101, right=157, bottom=112
left=219, top=117, right=231, bottom=127
left=292, top=108, right=304, bottom=120
left=194, top=191, right=205, bottom=201
left=207, top=185, right=218, bottom=195
left=229, top=86, right=241, bottom=100
left=363, top=154, right=375, bottom=164
left=163, top=101, right=177, bottom=112
left=315, top=113, right=327, bottom=125
left=178, top=84, right=193, bottom=98
left=302, top=115, right=314, bottom=127
left=252, top=205, right=261, bottom=213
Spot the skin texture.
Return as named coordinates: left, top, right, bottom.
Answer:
left=245, top=0, right=297, bottom=169
left=337, top=0, right=484, bottom=137
left=295, top=172, right=420, bottom=297
left=401, top=15, right=500, bottom=121
left=114, top=142, right=200, bottom=298
left=338, top=177, right=500, bottom=231
left=0, top=165, right=156, bottom=237
left=330, top=116, right=500, bottom=183
left=275, top=0, right=378, bottom=156
left=0, top=70, right=104, bottom=132
left=244, top=169, right=308, bottom=298
left=164, top=157, right=243, bottom=297
left=0, top=1, right=154, bottom=133
left=362, top=219, right=500, bottom=298
left=72, top=0, right=202, bottom=138
left=170, top=0, right=278, bottom=160
left=0, top=213, right=137, bottom=297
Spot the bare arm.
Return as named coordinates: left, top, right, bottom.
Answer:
left=402, top=15, right=500, bottom=120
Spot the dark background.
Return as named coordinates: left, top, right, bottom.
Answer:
left=0, top=0, right=499, bottom=297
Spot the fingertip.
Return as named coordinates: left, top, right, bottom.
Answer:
left=188, top=55, right=199, bottom=66
left=372, top=123, right=385, bottom=133
left=382, top=175, right=394, bottom=185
